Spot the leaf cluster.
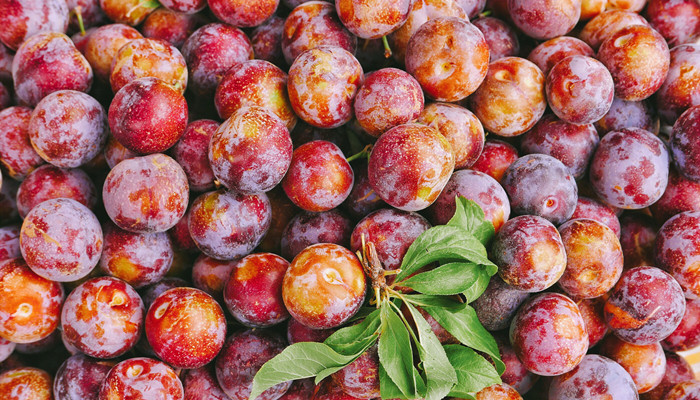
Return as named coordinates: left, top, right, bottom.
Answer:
left=249, top=198, right=503, bottom=400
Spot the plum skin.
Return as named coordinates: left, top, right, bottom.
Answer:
left=282, top=243, right=366, bottom=330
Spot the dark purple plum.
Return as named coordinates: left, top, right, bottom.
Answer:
left=502, top=154, right=578, bottom=225
left=590, top=128, right=669, bottom=210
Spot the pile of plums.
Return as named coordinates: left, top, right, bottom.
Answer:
left=0, top=0, right=699, bottom=399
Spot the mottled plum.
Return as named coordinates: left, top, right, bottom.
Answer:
left=281, top=210, right=352, bottom=261
left=61, top=276, right=144, bottom=359
left=557, top=219, right=623, bottom=299
left=172, top=119, right=218, bottom=192
left=109, top=38, right=187, bottom=94
left=354, top=68, right=424, bottom=137
left=0, top=0, right=68, bottom=51
left=108, top=77, right=188, bottom=155
left=214, top=60, right=296, bottom=130
left=84, top=24, right=143, bottom=82
left=335, top=0, right=411, bottom=39
left=287, top=46, right=363, bottom=129
left=331, top=345, right=380, bottom=398
left=283, top=243, right=365, bottom=329
left=208, top=0, right=278, bottom=28
left=509, top=293, right=588, bottom=376
left=548, top=355, right=639, bottom=400
left=663, top=298, right=700, bottom=352
left=520, top=115, right=599, bottom=180
left=224, top=253, right=290, bottom=327
left=281, top=2, right=356, bottom=66
left=589, top=128, right=669, bottom=209
left=655, top=211, right=700, bottom=298
left=0, top=367, right=52, bottom=400
left=54, top=354, right=115, bottom=400
left=99, top=224, right=173, bottom=289
left=492, top=215, right=567, bottom=292
left=28, top=90, right=108, bottom=168
left=215, top=330, right=290, bottom=400
left=181, top=23, right=253, bottom=97
left=545, top=55, right=614, bottom=125
left=282, top=140, right=353, bottom=212
left=405, top=17, right=489, bottom=102
left=12, top=32, right=92, bottom=107
left=527, top=36, right=594, bottom=76
left=188, top=189, right=271, bottom=260
left=599, top=334, right=666, bottom=393
left=146, top=287, right=226, bottom=369
left=0, top=258, right=63, bottom=344
left=670, top=105, right=700, bottom=183
left=20, top=198, right=102, bottom=282
left=579, top=10, right=650, bottom=51
left=656, top=44, right=700, bottom=125
left=415, top=102, right=484, bottom=170
left=209, top=106, right=292, bottom=194
left=597, top=25, right=670, bottom=101
left=16, top=165, right=96, bottom=219
left=604, top=266, right=686, bottom=345
left=469, top=57, right=546, bottom=137
left=507, top=0, right=580, bottom=40
left=0, top=107, right=44, bottom=181
left=502, top=154, right=578, bottom=225
left=98, top=357, right=183, bottom=400
left=470, top=139, right=519, bottom=182
left=368, top=123, right=454, bottom=212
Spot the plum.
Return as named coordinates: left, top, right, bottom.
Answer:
left=509, top=293, right=588, bottom=376
left=604, top=266, right=686, bottom=345
left=368, top=123, right=454, bottom=212
left=146, top=287, right=226, bottom=369
left=282, top=243, right=365, bottom=329
left=492, top=215, right=567, bottom=292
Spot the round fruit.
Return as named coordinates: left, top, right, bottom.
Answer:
left=282, top=243, right=366, bottom=330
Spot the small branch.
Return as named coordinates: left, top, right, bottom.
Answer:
left=346, top=144, right=372, bottom=163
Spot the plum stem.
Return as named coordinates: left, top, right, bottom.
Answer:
left=71, top=6, right=86, bottom=36
left=479, top=10, right=492, bottom=18
left=357, top=234, right=401, bottom=307
left=346, top=144, right=372, bottom=163
left=382, top=36, right=392, bottom=58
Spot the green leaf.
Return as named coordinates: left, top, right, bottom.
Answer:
left=403, top=294, right=464, bottom=309
left=395, top=226, right=495, bottom=282
left=249, top=342, right=356, bottom=400
left=414, top=298, right=505, bottom=375
left=324, top=308, right=381, bottom=356
left=447, top=197, right=496, bottom=246
left=379, top=363, right=427, bottom=399
left=444, top=345, right=501, bottom=397
left=378, top=302, right=420, bottom=399
left=401, top=262, right=481, bottom=295
left=462, top=269, right=492, bottom=303
left=379, top=364, right=408, bottom=399
left=404, top=302, right=457, bottom=400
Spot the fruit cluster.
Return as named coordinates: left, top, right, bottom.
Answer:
left=0, top=0, right=698, bottom=399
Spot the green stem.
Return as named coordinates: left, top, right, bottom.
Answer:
left=388, top=300, right=421, bottom=346
left=478, top=10, right=492, bottom=18
left=71, top=6, right=86, bottom=36
left=346, top=144, right=372, bottom=163
left=382, top=36, right=392, bottom=59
